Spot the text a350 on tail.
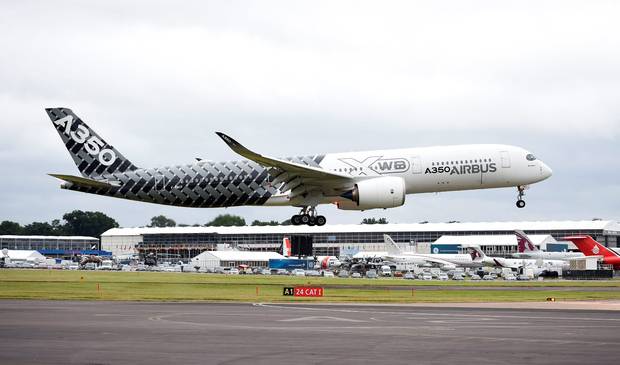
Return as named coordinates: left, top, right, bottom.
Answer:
left=46, top=108, right=552, bottom=226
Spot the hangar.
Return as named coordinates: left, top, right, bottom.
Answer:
left=101, top=220, right=620, bottom=261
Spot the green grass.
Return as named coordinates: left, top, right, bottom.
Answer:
left=1, top=269, right=620, bottom=303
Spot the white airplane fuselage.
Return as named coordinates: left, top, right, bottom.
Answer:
left=264, top=144, right=552, bottom=207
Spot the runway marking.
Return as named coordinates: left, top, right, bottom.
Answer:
left=255, top=303, right=620, bottom=322
left=279, top=316, right=365, bottom=323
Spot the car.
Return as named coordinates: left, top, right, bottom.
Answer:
left=482, top=274, right=495, bottom=281
left=292, top=269, right=306, bottom=277
left=418, top=273, right=432, bottom=281
left=517, top=274, right=531, bottom=281
left=403, top=271, right=416, bottom=280
left=437, top=273, right=449, bottom=281
left=275, top=269, right=289, bottom=275
left=351, top=272, right=362, bottom=278
left=366, top=270, right=378, bottom=279
left=470, top=274, right=481, bottom=280
left=323, top=271, right=334, bottom=278
left=504, top=274, right=517, bottom=281
left=305, top=270, right=321, bottom=277
left=338, top=270, right=349, bottom=278
left=226, top=268, right=240, bottom=275
left=452, top=274, right=464, bottom=280
left=260, top=269, right=271, bottom=275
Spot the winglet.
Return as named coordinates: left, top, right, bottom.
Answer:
left=215, top=132, right=261, bottom=161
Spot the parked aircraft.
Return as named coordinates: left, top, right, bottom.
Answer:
left=381, top=234, right=484, bottom=269
left=469, top=246, right=568, bottom=272
left=47, top=108, right=552, bottom=226
left=512, top=230, right=583, bottom=260
left=563, top=235, right=620, bottom=270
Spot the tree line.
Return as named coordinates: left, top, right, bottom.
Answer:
left=0, top=210, right=119, bottom=238
left=1, top=211, right=390, bottom=238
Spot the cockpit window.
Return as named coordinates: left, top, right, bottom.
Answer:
left=526, top=154, right=536, bottom=161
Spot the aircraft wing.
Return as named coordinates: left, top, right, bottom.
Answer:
left=216, top=132, right=355, bottom=198
left=415, top=255, right=458, bottom=268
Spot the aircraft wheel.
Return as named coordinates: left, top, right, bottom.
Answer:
left=291, top=215, right=302, bottom=225
left=516, top=200, right=526, bottom=208
left=300, top=214, right=311, bottom=224
left=307, top=217, right=316, bottom=226
left=316, top=215, right=327, bottom=226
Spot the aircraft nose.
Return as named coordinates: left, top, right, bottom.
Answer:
left=540, top=161, right=552, bottom=179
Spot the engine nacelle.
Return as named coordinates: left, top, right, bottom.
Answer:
left=337, top=176, right=406, bottom=210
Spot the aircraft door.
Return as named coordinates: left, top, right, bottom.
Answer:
left=411, top=156, right=422, bottom=174
left=500, top=151, right=511, bottom=168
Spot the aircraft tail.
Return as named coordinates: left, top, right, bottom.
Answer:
left=467, top=246, right=486, bottom=262
left=45, top=108, right=138, bottom=178
left=564, top=235, right=618, bottom=258
left=383, top=234, right=403, bottom=255
left=515, top=230, right=539, bottom=253
left=281, top=236, right=292, bottom=257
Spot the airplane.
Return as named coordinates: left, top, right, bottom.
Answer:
left=381, top=234, right=484, bottom=269
left=46, top=107, right=552, bottom=226
left=563, top=235, right=620, bottom=270
left=512, top=230, right=583, bottom=260
left=469, top=246, right=568, bottom=272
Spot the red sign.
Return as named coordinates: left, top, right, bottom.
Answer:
left=293, top=286, right=324, bottom=297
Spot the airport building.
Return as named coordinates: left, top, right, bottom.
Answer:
left=101, top=220, right=620, bottom=261
left=0, top=235, right=106, bottom=258
left=190, top=250, right=285, bottom=270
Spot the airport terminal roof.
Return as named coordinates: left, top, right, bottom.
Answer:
left=0, top=235, right=98, bottom=240
left=102, top=220, right=620, bottom=237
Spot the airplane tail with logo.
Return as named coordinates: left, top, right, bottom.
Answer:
left=563, top=235, right=618, bottom=259
left=515, top=230, right=539, bottom=253
left=467, top=246, right=486, bottom=263
left=45, top=108, right=138, bottom=178
left=281, top=236, right=292, bottom=257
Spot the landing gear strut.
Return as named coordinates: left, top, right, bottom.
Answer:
left=291, top=206, right=326, bottom=226
left=516, top=185, right=526, bottom=208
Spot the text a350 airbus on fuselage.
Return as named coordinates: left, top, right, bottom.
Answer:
left=46, top=108, right=552, bottom=226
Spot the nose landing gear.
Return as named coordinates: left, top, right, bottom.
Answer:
left=291, top=206, right=326, bottom=226
left=516, top=185, right=526, bottom=208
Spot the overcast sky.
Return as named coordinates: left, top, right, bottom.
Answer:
left=1, top=1, right=619, bottom=227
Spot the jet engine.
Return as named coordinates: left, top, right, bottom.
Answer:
left=337, top=176, right=406, bottom=210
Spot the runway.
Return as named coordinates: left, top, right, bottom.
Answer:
left=2, top=300, right=620, bottom=365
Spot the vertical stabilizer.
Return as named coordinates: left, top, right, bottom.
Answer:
left=46, top=108, right=138, bottom=178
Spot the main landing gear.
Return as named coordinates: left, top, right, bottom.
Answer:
left=291, top=206, right=326, bottom=226
left=516, top=185, right=526, bottom=208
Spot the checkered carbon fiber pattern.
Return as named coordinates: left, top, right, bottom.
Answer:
left=63, top=156, right=324, bottom=207
left=46, top=107, right=326, bottom=208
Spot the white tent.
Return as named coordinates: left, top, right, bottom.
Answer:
left=191, top=250, right=284, bottom=269
left=0, top=249, right=46, bottom=263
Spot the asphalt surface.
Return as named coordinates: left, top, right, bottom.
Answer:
left=2, top=300, right=620, bottom=365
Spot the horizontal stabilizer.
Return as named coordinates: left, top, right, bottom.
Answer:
left=49, top=174, right=120, bottom=189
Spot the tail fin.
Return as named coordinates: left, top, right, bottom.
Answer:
left=281, top=236, right=292, bottom=257
left=564, top=235, right=618, bottom=258
left=467, top=246, right=486, bottom=262
left=46, top=108, right=138, bottom=178
left=383, top=234, right=403, bottom=255
left=515, top=230, right=538, bottom=253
